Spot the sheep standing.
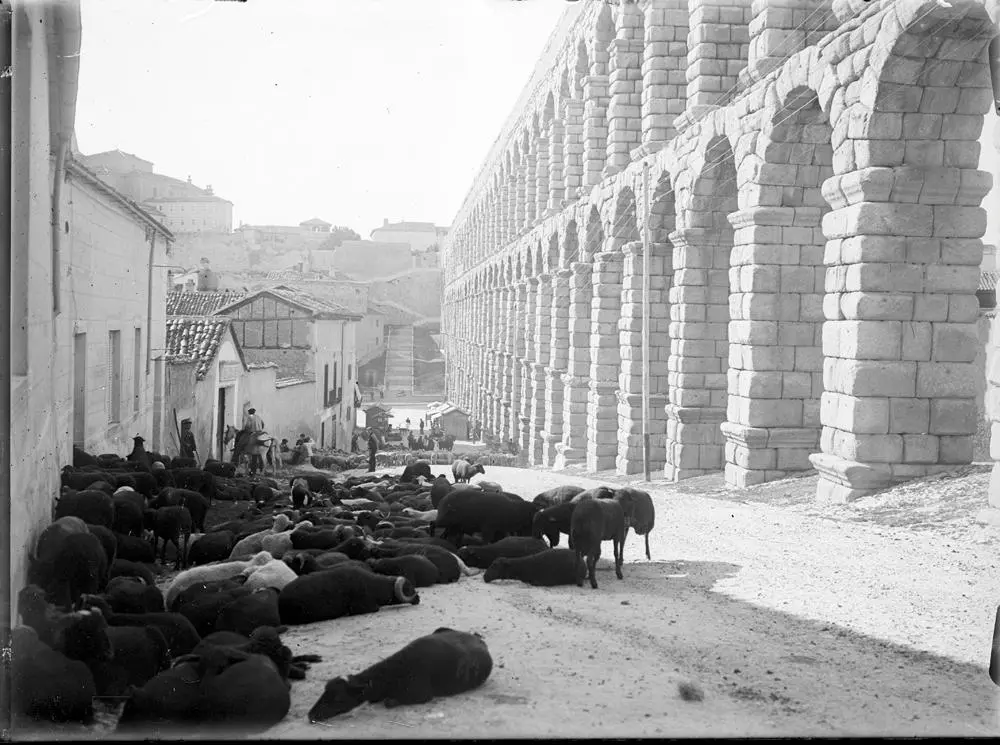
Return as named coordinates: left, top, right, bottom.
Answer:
left=451, top=459, right=485, bottom=484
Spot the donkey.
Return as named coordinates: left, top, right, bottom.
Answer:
left=226, top=425, right=278, bottom=478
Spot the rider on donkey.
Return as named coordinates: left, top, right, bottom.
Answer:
left=238, top=406, right=266, bottom=476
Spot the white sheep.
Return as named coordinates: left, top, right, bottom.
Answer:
left=228, top=514, right=294, bottom=559
left=241, top=558, right=298, bottom=592
left=165, top=550, right=273, bottom=608
left=402, top=507, right=438, bottom=522
left=476, top=480, right=503, bottom=494
left=259, top=520, right=313, bottom=559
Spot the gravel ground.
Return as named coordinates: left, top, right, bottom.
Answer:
left=19, top=464, right=1000, bottom=739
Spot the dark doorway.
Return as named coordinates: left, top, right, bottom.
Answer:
left=217, top=387, right=227, bottom=459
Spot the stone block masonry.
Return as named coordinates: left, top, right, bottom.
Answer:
left=442, top=0, right=1000, bottom=504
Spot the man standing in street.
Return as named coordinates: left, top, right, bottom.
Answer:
left=367, top=429, right=379, bottom=473
left=179, top=419, right=200, bottom=466
left=241, top=407, right=265, bottom=474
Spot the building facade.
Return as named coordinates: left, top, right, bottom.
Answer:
left=442, top=0, right=1000, bottom=503
left=81, top=149, right=234, bottom=233
left=8, top=0, right=173, bottom=615
left=214, top=288, right=362, bottom=450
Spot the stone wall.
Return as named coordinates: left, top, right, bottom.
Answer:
left=442, top=0, right=1000, bottom=503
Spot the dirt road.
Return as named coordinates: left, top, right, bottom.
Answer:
left=263, top=466, right=1000, bottom=739
left=22, top=465, right=999, bottom=739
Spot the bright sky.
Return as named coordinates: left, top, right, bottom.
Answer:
left=75, top=0, right=568, bottom=237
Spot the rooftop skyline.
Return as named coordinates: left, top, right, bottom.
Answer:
left=75, top=0, right=568, bottom=237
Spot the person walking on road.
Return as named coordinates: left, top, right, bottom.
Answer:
left=367, top=429, right=379, bottom=472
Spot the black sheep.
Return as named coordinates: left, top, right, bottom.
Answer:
left=308, top=628, right=492, bottom=722
left=291, top=527, right=359, bottom=552
left=214, top=588, right=282, bottom=637
left=104, top=576, right=165, bottom=614
left=198, top=646, right=292, bottom=731
left=59, top=608, right=170, bottom=696
left=175, top=586, right=254, bottom=638
left=278, top=566, right=419, bottom=625
left=107, top=558, right=156, bottom=588
left=370, top=542, right=461, bottom=583
left=457, top=536, right=549, bottom=569
left=116, top=659, right=202, bottom=730
left=366, top=555, right=440, bottom=587
left=531, top=501, right=577, bottom=548
left=116, top=470, right=157, bottom=498
left=49, top=532, right=109, bottom=610
left=150, top=506, right=193, bottom=570
left=203, top=459, right=237, bottom=478
left=189, top=530, right=235, bottom=566
left=170, top=456, right=198, bottom=469
left=283, top=551, right=321, bottom=575
left=79, top=594, right=201, bottom=658
left=196, top=626, right=321, bottom=681
left=113, top=494, right=146, bottom=536
left=151, top=467, right=175, bottom=491
left=400, top=460, right=433, bottom=484
left=394, top=535, right=462, bottom=552
left=126, top=435, right=153, bottom=472
left=614, top=486, right=655, bottom=560
left=569, top=495, right=632, bottom=590
left=56, top=489, right=115, bottom=528
left=11, top=626, right=97, bottom=724
left=87, top=523, right=118, bottom=566
left=483, top=548, right=587, bottom=586
left=171, top=467, right=216, bottom=504
left=73, top=445, right=100, bottom=468
left=178, top=489, right=210, bottom=533
left=434, top=489, right=538, bottom=545
left=115, top=532, right=156, bottom=563
left=252, top=484, right=273, bottom=509
left=532, top=485, right=586, bottom=509
left=61, top=468, right=116, bottom=492
left=291, top=479, right=314, bottom=510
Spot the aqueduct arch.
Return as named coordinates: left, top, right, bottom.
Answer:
left=443, top=0, right=1000, bottom=503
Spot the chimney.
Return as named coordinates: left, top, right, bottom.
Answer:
left=383, top=218, right=388, bottom=227
left=187, top=175, right=192, bottom=184
left=206, top=184, right=214, bottom=195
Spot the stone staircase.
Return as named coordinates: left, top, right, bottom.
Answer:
left=384, top=325, right=414, bottom=397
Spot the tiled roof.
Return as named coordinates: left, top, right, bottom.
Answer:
left=165, top=318, right=229, bottom=380
left=277, top=281, right=369, bottom=316
left=264, top=287, right=358, bottom=317
left=167, top=289, right=248, bottom=316
left=276, top=376, right=314, bottom=388
left=979, top=270, right=999, bottom=292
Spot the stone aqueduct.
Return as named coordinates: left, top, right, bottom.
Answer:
left=441, top=0, right=1000, bottom=502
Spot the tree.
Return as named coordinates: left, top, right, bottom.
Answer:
left=318, top=225, right=361, bottom=251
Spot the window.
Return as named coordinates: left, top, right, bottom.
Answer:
left=108, top=330, right=122, bottom=423
left=348, top=364, right=352, bottom=381
left=133, top=327, right=142, bottom=414
left=323, top=363, right=330, bottom=407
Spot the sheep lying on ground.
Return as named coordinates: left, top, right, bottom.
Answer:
left=165, top=551, right=273, bottom=609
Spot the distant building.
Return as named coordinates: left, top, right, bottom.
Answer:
left=370, top=219, right=448, bottom=253
left=300, top=218, right=332, bottom=233
left=214, top=287, right=363, bottom=450
left=80, top=149, right=234, bottom=234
